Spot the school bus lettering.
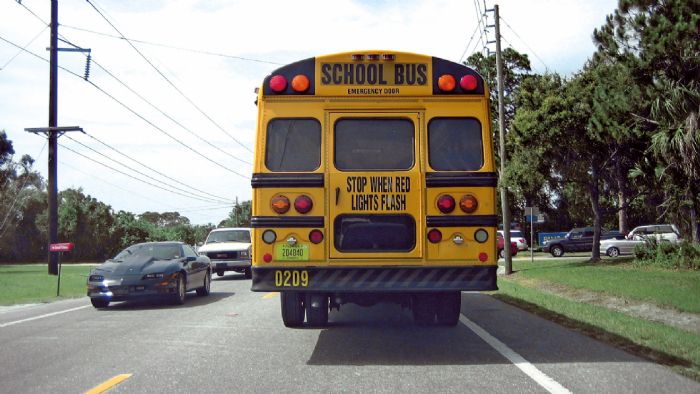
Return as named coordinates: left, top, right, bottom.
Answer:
left=320, top=62, right=428, bottom=86
left=253, top=51, right=497, bottom=328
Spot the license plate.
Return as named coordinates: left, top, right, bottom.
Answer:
left=275, top=244, right=309, bottom=261
left=111, top=287, right=128, bottom=295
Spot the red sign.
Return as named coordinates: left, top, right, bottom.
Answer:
left=49, top=243, right=74, bottom=252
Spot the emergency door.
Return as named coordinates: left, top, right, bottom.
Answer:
left=328, top=112, right=423, bottom=260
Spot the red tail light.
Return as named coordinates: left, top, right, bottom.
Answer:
left=294, top=195, right=313, bottom=214
left=269, top=75, right=287, bottom=93
left=459, top=195, right=478, bottom=213
left=427, top=229, right=442, bottom=243
left=271, top=195, right=290, bottom=214
left=460, top=75, right=478, bottom=91
left=437, top=195, right=456, bottom=213
left=309, top=229, right=324, bottom=244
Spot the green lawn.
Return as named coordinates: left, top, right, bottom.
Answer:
left=509, top=258, right=700, bottom=313
left=0, top=264, right=95, bottom=305
left=495, top=280, right=700, bottom=380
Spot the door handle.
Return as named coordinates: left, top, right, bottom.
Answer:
left=335, top=187, right=340, bottom=205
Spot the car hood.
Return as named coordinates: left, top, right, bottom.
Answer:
left=198, top=242, right=251, bottom=253
left=92, top=258, right=179, bottom=276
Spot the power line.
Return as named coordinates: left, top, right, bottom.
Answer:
left=458, top=23, right=482, bottom=63
left=86, top=55, right=252, bottom=166
left=59, top=142, right=230, bottom=204
left=58, top=159, right=181, bottom=210
left=499, top=15, right=550, bottom=71
left=84, top=0, right=254, bottom=154
left=0, top=25, right=48, bottom=71
left=0, top=142, right=47, bottom=236
left=64, top=134, right=231, bottom=204
left=80, top=132, right=233, bottom=202
left=61, top=24, right=282, bottom=66
left=11, top=1, right=252, bottom=167
left=0, top=34, right=250, bottom=180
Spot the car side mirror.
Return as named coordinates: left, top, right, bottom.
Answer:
left=182, top=256, right=197, bottom=263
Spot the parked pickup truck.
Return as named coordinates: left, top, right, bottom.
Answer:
left=541, top=227, right=624, bottom=257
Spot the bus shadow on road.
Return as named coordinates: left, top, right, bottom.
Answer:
left=306, top=293, right=661, bottom=367
left=307, top=302, right=504, bottom=366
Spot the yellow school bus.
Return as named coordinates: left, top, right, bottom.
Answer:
left=251, top=50, right=497, bottom=327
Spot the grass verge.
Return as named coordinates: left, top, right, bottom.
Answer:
left=0, top=264, right=95, bottom=305
left=510, top=257, right=700, bottom=313
left=496, top=278, right=700, bottom=381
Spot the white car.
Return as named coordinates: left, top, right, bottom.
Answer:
left=497, top=230, right=528, bottom=251
left=198, top=227, right=252, bottom=278
left=627, top=224, right=681, bottom=243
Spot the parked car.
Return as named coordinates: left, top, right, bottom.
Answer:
left=627, top=224, right=681, bottom=243
left=497, top=233, right=518, bottom=259
left=542, top=227, right=625, bottom=257
left=498, top=230, right=528, bottom=251
left=599, top=237, right=644, bottom=257
left=601, top=224, right=681, bottom=257
left=86, top=242, right=211, bottom=308
left=197, top=227, right=252, bottom=278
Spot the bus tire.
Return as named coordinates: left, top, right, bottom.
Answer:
left=305, top=293, right=329, bottom=327
left=412, top=294, right=436, bottom=325
left=436, top=292, right=461, bottom=326
left=281, top=292, right=305, bottom=327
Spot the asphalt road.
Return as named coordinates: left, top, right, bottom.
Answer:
left=0, top=274, right=697, bottom=394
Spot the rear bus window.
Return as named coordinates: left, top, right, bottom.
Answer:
left=266, top=118, right=321, bottom=171
left=334, top=214, right=416, bottom=252
left=334, top=118, right=414, bottom=170
left=428, top=118, right=483, bottom=170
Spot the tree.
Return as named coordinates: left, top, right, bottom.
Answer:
left=594, top=0, right=700, bottom=242
left=221, top=200, right=251, bottom=228
left=58, top=188, right=115, bottom=261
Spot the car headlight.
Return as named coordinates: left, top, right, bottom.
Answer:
left=142, top=273, right=164, bottom=280
left=89, top=274, right=104, bottom=282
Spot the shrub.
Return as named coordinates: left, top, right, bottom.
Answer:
left=634, top=239, right=700, bottom=270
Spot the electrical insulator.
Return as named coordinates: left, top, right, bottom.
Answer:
left=84, top=54, right=91, bottom=81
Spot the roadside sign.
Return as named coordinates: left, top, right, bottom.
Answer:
left=49, top=243, right=74, bottom=252
left=48, top=242, right=74, bottom=297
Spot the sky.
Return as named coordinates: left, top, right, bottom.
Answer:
left=0, top=0, right=619, bottom=225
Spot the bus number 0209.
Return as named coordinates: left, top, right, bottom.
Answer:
left=274, top=270, right=309, bottom=287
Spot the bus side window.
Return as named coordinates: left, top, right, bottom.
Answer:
left=428, top=118, right=483, bottom=171
left=265, top=118, right=321, bottom=171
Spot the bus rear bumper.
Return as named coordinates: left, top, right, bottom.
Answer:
left=251, top=265, right=497, bottom=292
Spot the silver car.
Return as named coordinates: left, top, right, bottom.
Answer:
left=599, top=238, right=644, bottom=257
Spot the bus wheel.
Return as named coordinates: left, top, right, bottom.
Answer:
left=412, top=294, right=436, bottom=325
left=281, top=292, right=305, bottom=327
left=436, top=292, right=461, bottom=326
left=305, top=293, right=329, bottom=327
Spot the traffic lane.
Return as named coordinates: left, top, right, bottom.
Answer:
left=461, top=293, right=699, bottom=393
left=0, top=276, right=241, bottom=394
left=104, top=292, right=545, bottom=394
left=0, top=297, right=90, bottom=327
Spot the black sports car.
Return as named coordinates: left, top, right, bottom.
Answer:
left=87, top=242, right=211, bottom=308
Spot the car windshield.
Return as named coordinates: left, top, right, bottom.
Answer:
left=510, top=231, right=524, bottom=238
left=113, top=244, right=182, bottom=261
left=206, top=230, right=251, bottom=244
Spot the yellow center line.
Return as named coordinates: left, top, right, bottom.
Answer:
left=85, top=374, right=132, bottom=394
left=262, top=292, right=279, bottom=299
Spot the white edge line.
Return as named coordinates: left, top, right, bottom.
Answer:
left=0, top=305, right=90, bottom=328
left=460, top=315, right=572, bottom=394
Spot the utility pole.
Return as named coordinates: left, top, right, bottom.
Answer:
left=25, top=0, right=85, bottom=275
left=489, top=4, right=513, bottom=274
